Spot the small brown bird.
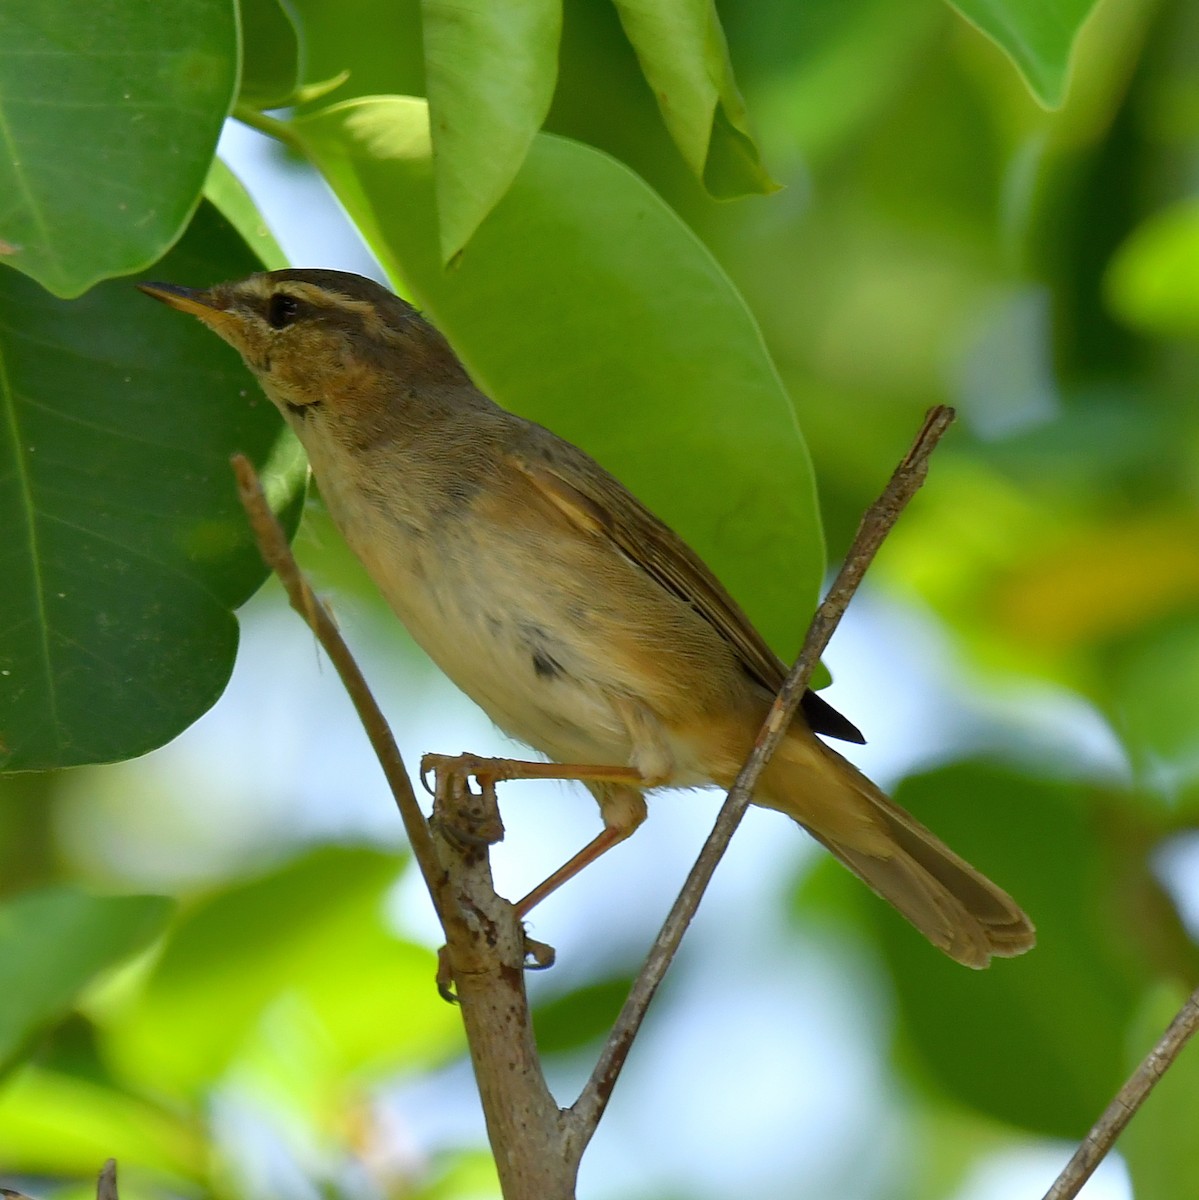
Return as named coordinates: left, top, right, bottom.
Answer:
left=140, top=269, right=1034, bottom=968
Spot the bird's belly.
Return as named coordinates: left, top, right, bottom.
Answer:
left=353, top=525, right=644, bottom=768
left=409, top=595, right=639, bottom=767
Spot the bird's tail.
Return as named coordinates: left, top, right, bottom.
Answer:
left=758, top=730, right=1035, bottom=968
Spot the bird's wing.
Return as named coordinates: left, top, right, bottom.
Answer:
left=510, top=447, right=786, bottom=693
left=509, top=435, right=864, bottom=744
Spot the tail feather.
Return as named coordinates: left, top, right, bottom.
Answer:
left=761, top=733, right=1035, bottom=969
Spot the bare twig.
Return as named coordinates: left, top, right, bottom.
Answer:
left=96, top=1160, right=118, bottom=1200
left=230, top=455, right=452, bottom=925
left=568, top=405, right=957, bottom=1143
left=1042, top=985, right=1199, bottom=1200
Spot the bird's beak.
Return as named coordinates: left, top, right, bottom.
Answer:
left=137, top=281, right=236, bottom=330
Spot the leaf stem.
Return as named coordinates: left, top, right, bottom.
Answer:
left=232, top=104, right=304, bottom=152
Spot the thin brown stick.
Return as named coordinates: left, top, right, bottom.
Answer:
left=230, top=455, right=453, bottom=925
left=235, top=455, right=574, bottom=1197
left=568, top=405, right=957, bottom=1144
left=96, top=1161, right=118, bottom=1200
left=1042, top=985, right=1199, bottom=1200
left=428, top=770, right=576, bottom=1195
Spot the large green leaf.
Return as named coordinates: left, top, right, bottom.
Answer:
left=104, top=848, right=459, bottom=1096
left=0, top=201, right=304, bottom=773
left=611, top=0, right=776, bottom=197
left=946, top=0, right=1098, bottom=109
left=0, top=888, right=173, bottom=1076
left=0, top=0, right=237, bottom=297
left=292, top=96, right=823, bottom=660
left=422, top=0, right=562, bottom=262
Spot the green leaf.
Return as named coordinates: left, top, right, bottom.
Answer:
left=239, top=0, right=303, bottom=108
left=1110, top=617, right=1199, bottom=781
left=204, top=158, right=290, bottom=270
left=0, top=888, right=172, bottom=1075
left=611, top=0, right=776, bottom=196
left=292, top=96, right=823, bottom=660
left=422, top=0, right=562, bottom=262
left=105, top=848, right=460, bottom=1095
left=857, top=763, right=1139, bottom=1135
left=1121, top=984, right=1199, bottom=1200
left=0, top=0, right=238, bottom=297
left=1105, top=199, right=1199, bottom=339
left=0, top=1065, right=203, bottom=1177
left=533, top=975, right=632, bottom=1055
left=0, top=200, right=304, bottom=772
left=946, top=0, right=1098, bottom=109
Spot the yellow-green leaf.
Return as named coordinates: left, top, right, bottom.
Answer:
left=422, top=0, right=562, bottom=262
left=612, top=0, right=776, bottom=197
left=947, top=0, right=1098, bottom=109
left=0, top=0, right=237, bottom=297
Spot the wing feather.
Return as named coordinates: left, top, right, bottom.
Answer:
left=509, top=434, right=864, bottom=743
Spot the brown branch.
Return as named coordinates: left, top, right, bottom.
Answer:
left=230, top=456, right=453, bottom=927
left=96, top=1161, right=118, bottom=1200
left=567, top=405, right=957, bottom=1144
left=233, top=455, right=570, bottom=1198
left=426, top=770, right=576, bottom=1196
left=1042, top=985, right=1199, bottom=1200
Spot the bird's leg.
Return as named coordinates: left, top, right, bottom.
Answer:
left=419, top=754, right=649, bottom=917
left=514, top=824, right=630, bottom=916
left=516, top=781, right=649, bottom=916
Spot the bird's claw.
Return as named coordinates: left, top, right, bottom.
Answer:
left=523, top=936, right=556, bottom=971
left=435, top=945, right=457, bottom=1003
left=420, top=752, right=501, bottom=796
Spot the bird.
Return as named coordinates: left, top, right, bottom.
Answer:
left=139, top=269, right=1035, bottom=968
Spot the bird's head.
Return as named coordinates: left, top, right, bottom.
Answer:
left=138, top=269, right=469, bottom=436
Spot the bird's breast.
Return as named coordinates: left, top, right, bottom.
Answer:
left=302, top=433, right=750, bottom=785
left=314, top=480, right=635, bottom=765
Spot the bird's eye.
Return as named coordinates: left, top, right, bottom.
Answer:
left=267, top=293, right=301, bottom=329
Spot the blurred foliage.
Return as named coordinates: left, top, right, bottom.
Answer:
left=4, top=0, right=1199, bottom=1197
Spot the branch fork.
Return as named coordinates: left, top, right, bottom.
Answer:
left=231, top=407, right=956, bottom=1197
left=229, top=406, right=1199, bottom=1200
